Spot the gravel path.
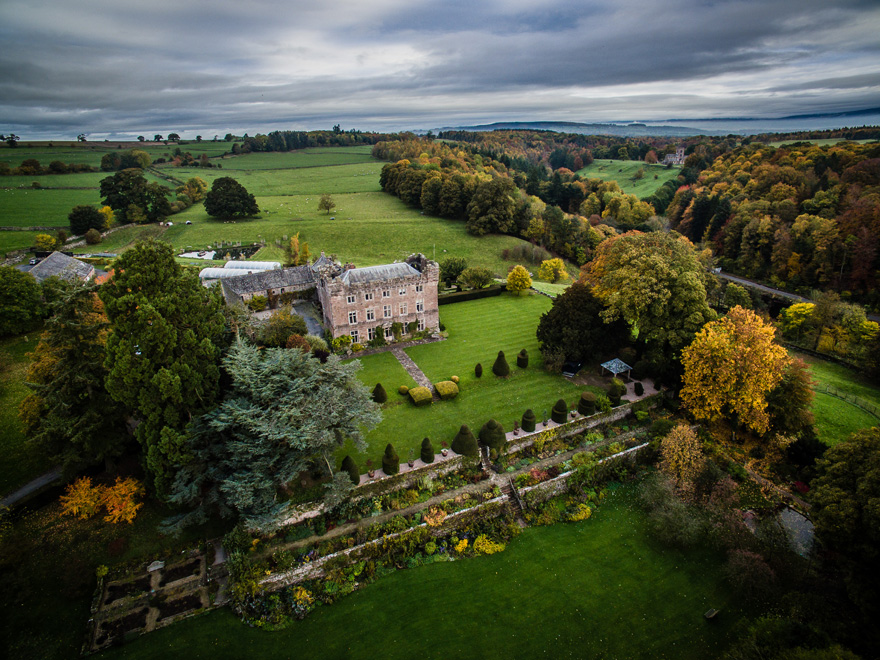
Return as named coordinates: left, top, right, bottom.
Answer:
left=1, top=466, right=63, bottom=508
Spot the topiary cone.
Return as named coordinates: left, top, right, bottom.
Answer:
left=341, top=455, right=360, bottom=485
left=521, top=409, right=536, bottom=433
left=382, top=443, right=400, bottom=475
left=577, top=391, right=597, bottom=416
left=516, top=349, right=528, bottom=368
left=372, top=382, right=387, bottom=404
left=420, top=437, right=435, bottom=464
left=551, top=398, right=568, bottom=424
left=475, top=363, right=483, bottom=378
left=492, top=350, right=510, bottom=377
left=451, top=424, right=479, bottom=457
left=479, top=419, right=506, bottom=453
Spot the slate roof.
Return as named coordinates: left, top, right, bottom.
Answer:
left=310, top=253, right=337, bottom=271
left=219, top=265, right=316, bottom=297
left=340, top=262, right=421, bottom=285
left=29, top=251, right=94, bottom=284
left=600, top=358, right=632, bottom=375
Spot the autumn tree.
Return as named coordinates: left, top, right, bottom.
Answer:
left=660, top=424, right=705, bottom=494
left=204, top=177, right=259, bottom=219
left=583, top=231, right=715, bottom=354
left=100, top=169, right=171, bottom=224
left=317, top=193, right=336, bottom=214
left=99, top=240, right=224, bottom=497
left=101, top=477, right=145, bottom=524
left=257, top=307, right=308, bottom=347
left=179, top=177, right=207, bottom=203
left=34, top=233, right=57, bottom=251
left=466, top=177, right=517, bottom=236
left=506, top=265, right=532, bottom=294
left=537, top=258, right=569, bottom=283
left=164, top=341, right=381, bottom=529
left=681, top=306, right=789, bottom=437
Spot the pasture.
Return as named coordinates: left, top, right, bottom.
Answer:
left=575, top=159, right=680, bottom=198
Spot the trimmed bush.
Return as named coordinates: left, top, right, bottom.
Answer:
left=408, top=386, right=433, bottom=407
left=608, top=378, right=626, bottom=406
left=341, top=455, right=360, bottom=485
left=420, top=437, right=435, bottom=464
left=85, top=228, right=102, bottom=245
left=577, top=391, right=597, bottom=416
left=492, top=350, right=510, bottom=377
left=521, top=409, right=536, bottom=433
left=382, top=443, right=400, bottom=475
left=398, top=385, right=409, bottom=395
left=434, top=380, right=460, bottom=400
left=551, top=398, right=569, bottom=424
left=451, top=425, right=479, bottom=457
left=516, top=349, right=529, bottom=368
left=479, top=419, right=506, bottom=453
left=372, top=383, right=387, bottom=404
left=631, top=360, right=650, bottom=380
left=451, top=375, right=459, bottom=383
left=475, top=363, right=483, bottom=378
left=634, top=382, right=644, bottom=397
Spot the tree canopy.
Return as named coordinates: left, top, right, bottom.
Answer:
left=99, top=240, right=225, bottom=497
left=99, top=169, right=171, bottom=224
left=68, top=205, right=105, bottom=236
left=165, top=341, right=381, bottom=529
left=0, top=265, right=43, bottom=336
left=204, top=177, right=259, bottom=219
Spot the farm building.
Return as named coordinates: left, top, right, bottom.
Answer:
left=28, top=251, right=95, bottom=284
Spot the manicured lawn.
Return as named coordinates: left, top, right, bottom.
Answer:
left=0, top=188, right=99, bottom=227
left=575, top=159, right=680, bottom=198
left=102, top=484, right=744, bottom=660
left=339, top=293, right=598, bottom=468
left=0, top=333, right=55, bottom=496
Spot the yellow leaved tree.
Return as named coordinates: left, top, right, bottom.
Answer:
left=660, top=425, right=705, bottom=494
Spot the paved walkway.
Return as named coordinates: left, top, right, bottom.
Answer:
left=1, top=466, right=62, bottom=508
left=391, top=348, right=439, bottom=399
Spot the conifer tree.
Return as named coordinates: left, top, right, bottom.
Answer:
left=451, top=424, right=479, bottom=457
left=420, top=437, right=435, bottom=464
left=492, top=350, right=510, bottom=377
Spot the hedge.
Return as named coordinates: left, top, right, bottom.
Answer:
left=479, top=419, right=506, bottom=453
left=492, top=350, right=510, bottom=377
left=577, top=391, right=597, bottom=416
left=475, top=363, right=483, bottom=378
left=408, top=386, right=433, bottom=407
left=438, top=284, right=505, bottom=305
left=433, top=380, right=460, bottom=401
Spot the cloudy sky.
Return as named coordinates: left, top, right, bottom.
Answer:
left=1, top=0, right=879, bottom=139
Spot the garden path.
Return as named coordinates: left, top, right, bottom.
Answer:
left=391, top=348, right=440, bottom=400
left=0, top=465, right=62, bottom=507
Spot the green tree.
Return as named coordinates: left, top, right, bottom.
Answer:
left=204, top=177, right=259, bottom=219
left=506, top=265, right=532, bottom=294
left=19, top=285, right=128, bottom=475
left=585, top=231, right=715, bottom=353
left=99, top=168, right=171, bottom=224
left=179, top=177, right=208, bottom=203
left=68, top=205, right=104, bottom=236
left=457, top=266, right=493, bottom=290
left=317, top=193, right=336, bottom=214
left=536, top=282, right=629, bottom=362
left=466, top=177, right=516, bottom=236
left=165, top=341, right=380, bottom=528
left=0, top=265, right=43, bottom=336
left=257, top=307, right=308, bottom=347
left=722, top=283, right=752, bottom=310
left=440, top=257, right=469, bottom=289
left=99, top=240, right=224, bottom=497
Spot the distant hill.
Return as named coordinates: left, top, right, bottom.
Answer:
left=433, top=121, right=714, bottom=137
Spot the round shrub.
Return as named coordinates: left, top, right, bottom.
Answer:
left=521, top=409, right=536, bottom=433
left=551, top=398, right=568, bottom=424
left=607, top=378, right=626, bottom=406
left=475, top=363, right=483, bottom=378
left=649, top=418, right=676, bottom=440
left=398, top=385, right=409, bottom=395
left=372, top=383, right=388, bottom=404
left=84, top=228, right=102, bottom=245
left=382, top=443, right=400, bottom=475
left=492, top=350, right=510, bottom=377
left=451, top=425, right=479, bottom=457
left=408, top=386, right=433, bottom=407
left=451, top=375, right=459, bottom=383
left=577, top=391, right=597, bottom=416
left=634, top=382, right=644, bottom=397
left=479, top=419, right=506, bottom=453
left=340, top=455, right=360, bottom=485
left=596, top=394, right=612, bottom=414
left=433, top=381, right=459, bottom=401
left=631, top=360, right=650, bottom=380
left=420, top=437, right=435, bottom=464
left=516, top=349, right=529, bottom=368
left=439, top=322, right=446, bottom=331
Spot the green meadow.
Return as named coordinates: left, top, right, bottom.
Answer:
left=576, top=159, right=680, bottom=198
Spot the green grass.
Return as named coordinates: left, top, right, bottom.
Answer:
left=575, top=159, right=681, bottom=198
left=530, top=280, right=571, bottom=297
left=339, top=293, right=597, bottom=468
left=102, top=484, right=743, bottom=660
left=193, top=147, right=375, bottom=171
left=0, top=333, right=55, bottom=495
left=0, top=188, right=101, bottom=227
left=0, top=231, right=48, bottom=256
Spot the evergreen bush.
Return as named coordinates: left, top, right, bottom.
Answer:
left=372, top=383, right=387, bottom=404
left=398, top=385, right=409, bottom=395
left=341, top=455, right=360, bottom=485
left=521, top=409, right=536, bottom=433
left=382, top=443, right=400, bottom=475
left=631, top=360, right=650, bottom=380
left=451, top=425, right=479, bottom=457
left=634, top=382, right=644, bottom=397
left=420, top=437, right=435, bottom=464
left=608, top=378, right=626, bottom=406
left=433, top=380, right=459, bottom=400
left=577, top=391, right=597, bottom=416
left=517, top=349, right=529, bottom=368
left=408, top=386, right=433, bottom=406
left=492, top=350, right=510, bottom=377
left=475, top=363, right=483, bottom=378
left=479, top=419, right=506, bottom=454
left=551, top=398, right=569, bottom=424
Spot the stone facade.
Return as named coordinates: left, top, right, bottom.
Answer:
left=316, top=253, right=440, bottom=343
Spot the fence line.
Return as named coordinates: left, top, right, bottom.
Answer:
left=813, top=384, right=880, bottom=419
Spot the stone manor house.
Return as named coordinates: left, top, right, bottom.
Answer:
left=220, top=253, right=440, bottom=343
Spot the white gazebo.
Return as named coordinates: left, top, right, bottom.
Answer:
left=600, top=358, right=632, bottom=379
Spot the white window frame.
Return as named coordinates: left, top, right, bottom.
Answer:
left=399, top=287, right=407, bottom=296
left=415, top=283, right=423, bottom=293
left=348, top=310, right=357, bottom=324
left=383, top=304, right=392, bottom=318
left=366, top=308, right=375, bottom=321
left=382, top=289, right=390, bottom=298
left=416, top=300, right=424, bottom=313
left=364, top=292, right=374, bottom=302
left=347, top=294, right=356, bottom=304
left=350, top=330, right=359, bottom=343
left=399, top=303, right=408, bottom=315
left=418, top=318, right=425, bottom=331
left=384, top=326, right=393, bottom=340
left=367, top=327, right=375, bottom=341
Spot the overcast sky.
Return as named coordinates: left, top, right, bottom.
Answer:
left=1, top=0, right=879, bottom=139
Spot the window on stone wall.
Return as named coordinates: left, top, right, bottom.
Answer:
left=418, top=318, right=425, bottom=331
left=349, top=311, right=357, bottom=324
left=400, top=303, right=408, bottom=315
left=364, top=292, right=374, bottom=301
left=350, top=329, right=359, bottom=343
left=416, top=283, right=423, bottom=293
left=366, top=308, right=375, bottom=321
left=368, top=327, right=375, bottom=341
left=399, top=287, right=406, bottom=295
left=416, top=300, right=423, bottom=312
left=383, top=305, right=391, bottom=318
left=347, top=294, right=356, bottom=304
left=384, top=326, right=393, bottom=340
left=382, top=289, right=390, bottom=298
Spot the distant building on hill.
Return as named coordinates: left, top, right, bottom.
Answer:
left=662, top=146, right=686, bottom=166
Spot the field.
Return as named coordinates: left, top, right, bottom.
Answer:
left=338, top=293, right=600, bottom=468
left=102, top=484, right=743, bottom=660
left=798, top=354, right=880, bottom=446
left=575, top=159, right=681, bottom=198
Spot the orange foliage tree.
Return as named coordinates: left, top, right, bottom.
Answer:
left=660, top=425, right=705, bottom=493
left=59, top=476, right=144, bottom=524
left=59, top=477, right=103, bottom=519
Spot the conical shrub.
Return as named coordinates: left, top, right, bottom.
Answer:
left=475, top=363, right=483, bottom=378
left=479, top=419, right=506, bottom=454
left=420, top=437, right=435, bottom=464
left=516, top=349, right=529, bottom=368
left=577, top=391, right=597, bottom=416
left=607, top=378, right=626, bottom=406
left=521, top=409, right=536, bottom=433
left=372, top=382, right=387, bottom=404
left=341, top=455, right=360, bottom=485
left=451, top=424, right=479, bottom=457
left=382, top=443, right=400, bottom=475
left=551, top=398, right=568, bottom=424
left=634, top=382, right=644, bottom=397
left=492, top=350, right=510, bottom=377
